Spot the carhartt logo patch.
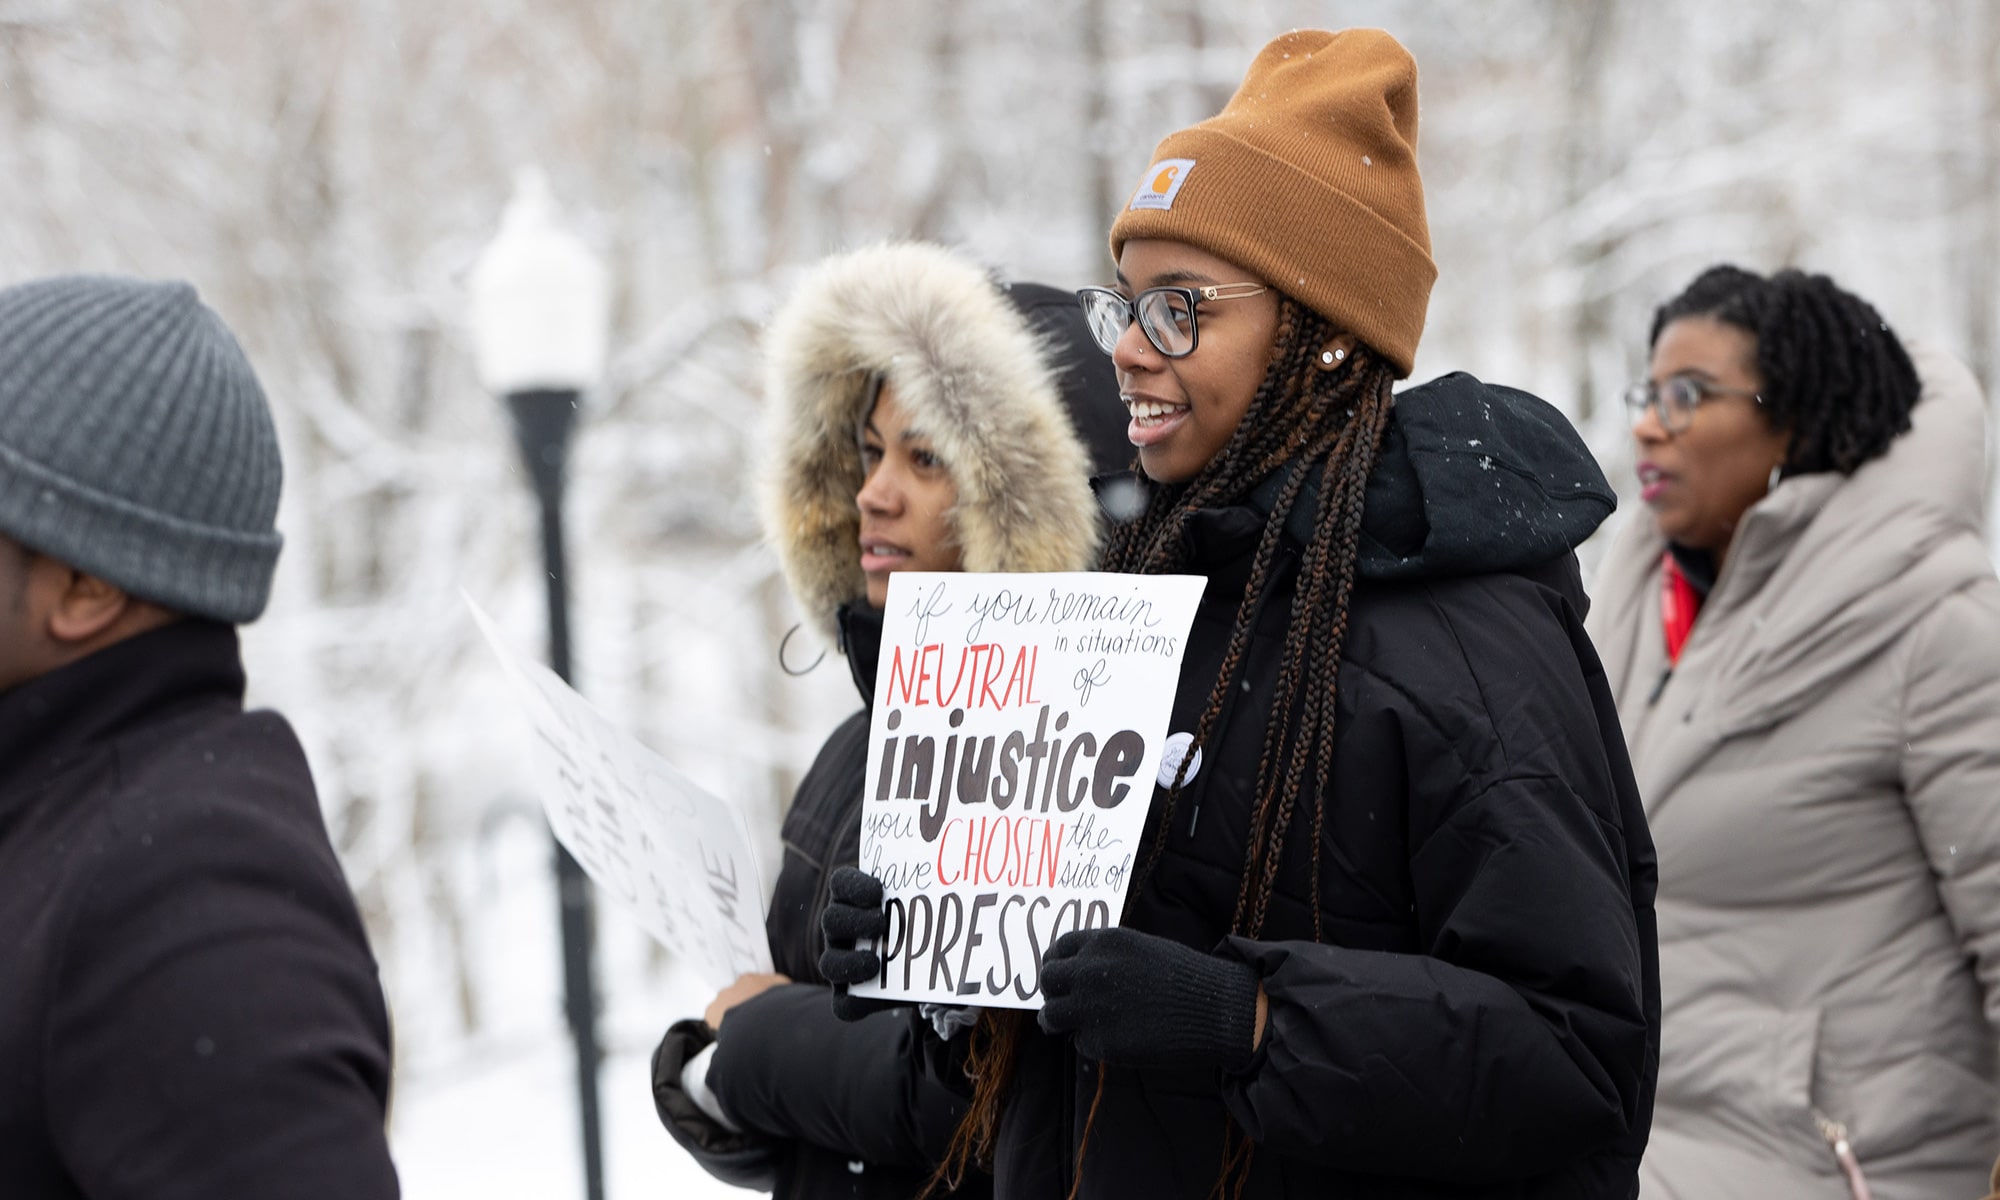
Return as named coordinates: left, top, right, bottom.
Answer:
left=1129, top=158, right=1196, bottom=211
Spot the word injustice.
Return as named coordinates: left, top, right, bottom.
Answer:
left=876, top=890, right=1112, bottom=1000
left=874, top=705, right=1146, bottom=840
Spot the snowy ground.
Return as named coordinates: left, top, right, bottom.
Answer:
left=395, top=1037, right=736, bottom=1200
left=394, top=1036, right=738, bottom=1200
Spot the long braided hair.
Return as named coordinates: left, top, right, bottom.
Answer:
left=922, top=293, right=1400, bottom=1199
left=1651, top=266, right=1920, bottom=477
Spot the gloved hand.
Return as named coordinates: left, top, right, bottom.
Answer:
left=818, top=867, right=898, bottom=1021
left=1037, top=926, right=1262, bottom=1071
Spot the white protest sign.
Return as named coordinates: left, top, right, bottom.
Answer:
left=466, top=595, right=772, bottom=989
left=852, top=571, right=1204, bottom=1009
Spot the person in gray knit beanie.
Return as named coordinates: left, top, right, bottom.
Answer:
left=0, top=273, right=283, bottom=624
left=0, top=275, right=398, bottom=1197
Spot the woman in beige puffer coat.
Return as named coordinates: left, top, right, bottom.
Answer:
left=1588, top=265, right=2000, bottom=1200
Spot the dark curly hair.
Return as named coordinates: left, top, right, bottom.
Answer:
left=1649, top=265, right=1920, bottom=477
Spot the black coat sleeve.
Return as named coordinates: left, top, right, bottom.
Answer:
left=1215, top=585, right=1653, bottom=1183
left=650, top=1019, right=783, bottom=1191
left=706, top=982, right=968, bottom=1170
left=44, top=772, right=398, bottom=1200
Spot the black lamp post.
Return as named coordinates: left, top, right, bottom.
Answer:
left=470, top=170, right=612, bottom=1200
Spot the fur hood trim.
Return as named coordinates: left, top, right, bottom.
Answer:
left=761, top=242, right=1102, bottom=644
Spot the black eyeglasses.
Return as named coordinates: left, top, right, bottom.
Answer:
left=1623, top=375, right=1764, bottom=434
left=1075, top=283, right=1267, bottom=359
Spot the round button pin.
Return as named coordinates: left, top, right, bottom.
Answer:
left=1157, top=731, right=1202, bottom=788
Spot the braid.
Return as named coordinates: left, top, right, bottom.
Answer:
left=1225, top=456, right=1320, bottom=931
left=919, top=1011, right=1024, bottom=1199
left=1102, top=295, right=1399, bottom=1197
left=1244, top=391, right=1389, bottom=939
left=1651, top=265, right=1920, bottom=476
left=1107, top=297, right=1396, bottom=938
left=1117, top=303, right=1316, bottom=904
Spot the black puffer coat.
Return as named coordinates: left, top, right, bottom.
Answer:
left=653, top=610, right=989, bottom=1200
left=651, top=245, right=1129, bottom=1199
left=0, top=621, right=397, bottom=1199
left=985, top=374, right=1660, bottom=1200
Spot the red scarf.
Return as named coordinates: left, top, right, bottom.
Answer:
left=1659, top=550, right=1701, bottom=665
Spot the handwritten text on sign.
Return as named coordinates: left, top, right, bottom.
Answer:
left=853, top=572, right=1203, bottom=1008
left=468, top=596, right=772, bottom=989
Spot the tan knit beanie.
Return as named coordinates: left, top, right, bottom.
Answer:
left=1110, top=28, right=1435, bottom=377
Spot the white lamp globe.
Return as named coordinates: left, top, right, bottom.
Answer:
left=468, top=169, right=610, bottom=396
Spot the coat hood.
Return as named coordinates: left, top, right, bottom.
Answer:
left=761, top=243, right=1114, bottom=645
left=1211, top=371, right=1614, bottom=582
left=1590, top=340, right=1994, bottom=740
left=1359, top=372, right=1616, bottom=579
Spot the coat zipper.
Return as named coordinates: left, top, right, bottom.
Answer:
left=1812, top=1110, right=1872, bottom=1200
left=1646, top=666, right=1672, bottom=706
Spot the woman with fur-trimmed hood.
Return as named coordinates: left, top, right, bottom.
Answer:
left=649, top=241, right=1127, bottom=1200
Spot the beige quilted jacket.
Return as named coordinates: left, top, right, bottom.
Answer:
left=1587, top=344, right=2000, bottom=1200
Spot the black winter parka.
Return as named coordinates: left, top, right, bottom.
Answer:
left=0, top=621, right=397, bottom=1200
left=985, top=374, right=1660, bottom=1200
left=651, top=612, right=990, bottom=1200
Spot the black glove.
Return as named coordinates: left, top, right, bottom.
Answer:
left=1037, top=926, right=1261, bottom=1071
left=818, top=867, right=898, bottom=1021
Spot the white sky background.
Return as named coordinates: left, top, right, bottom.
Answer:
left=3, top=1, right=1998, bottom=1195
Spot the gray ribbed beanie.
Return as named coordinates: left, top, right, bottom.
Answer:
left=0, top=275, right=283, bottom=623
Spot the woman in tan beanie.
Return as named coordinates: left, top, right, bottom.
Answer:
left=822, top=27, right=1659, bottom=1200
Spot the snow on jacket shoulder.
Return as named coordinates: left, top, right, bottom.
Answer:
left=1587, top=342, right=2000, bottom=1200
left=993, top=373, right=1659, bottom=1200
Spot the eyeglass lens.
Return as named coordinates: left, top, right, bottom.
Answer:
left=1628, top=377, right=1703, bottom=431
left=1080, top=292, right=1129, bottom=356
left=1137, top=290, right=1195, bottom=356
left=1078, top=288, right=1197, bottom=359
